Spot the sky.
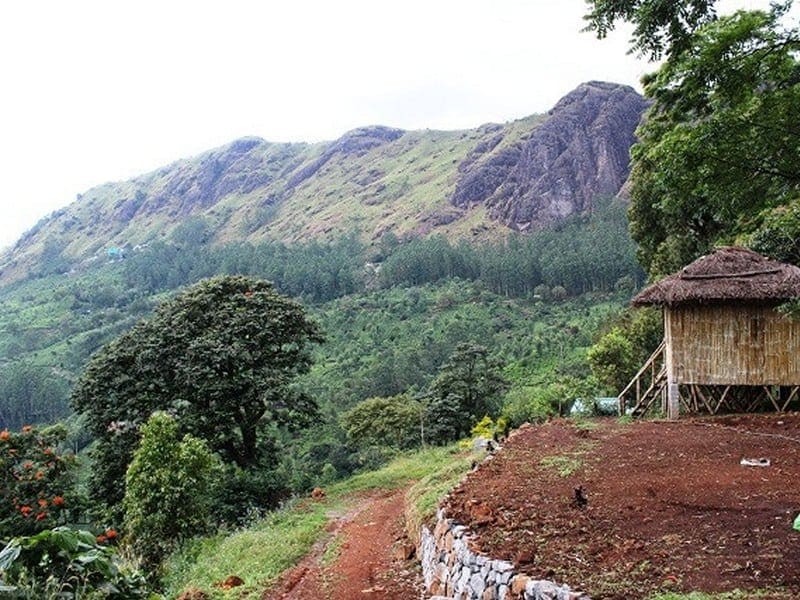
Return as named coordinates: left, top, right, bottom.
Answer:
left=0, top=0, right=788, bottom=249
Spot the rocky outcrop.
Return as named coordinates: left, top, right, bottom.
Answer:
left=451, top=81, right=648, bottom=230
left=147, top=137, right=279, bottom=217
left=287, top=125, right=405, bottom=189
left=0, top=81, right=645, bottom=283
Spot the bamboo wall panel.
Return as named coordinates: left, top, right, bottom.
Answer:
left=665, top=304, right=800, bottom=385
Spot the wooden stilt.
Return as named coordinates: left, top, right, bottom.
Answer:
left=667, top=383, right=680, bottom=420
left=694, top=385, right=713, bottom=413
left=714, top=386, right=731, bottom=414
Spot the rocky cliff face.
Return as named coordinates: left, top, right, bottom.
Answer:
left=0, top=82, right=648, bottom=282
left=451, top=81, right=648, bottom=230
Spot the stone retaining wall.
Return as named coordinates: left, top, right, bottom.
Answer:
left=419, top=508, right=589, bottom=600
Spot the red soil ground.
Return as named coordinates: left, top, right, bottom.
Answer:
left=263, top=488, right=423, bottom=600
left=444, top=414, right=800, bottom=599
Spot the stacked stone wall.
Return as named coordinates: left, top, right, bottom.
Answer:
left=418, top=508, right=589, bottom=600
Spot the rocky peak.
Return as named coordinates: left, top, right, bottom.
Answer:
left=287, top=125, right=406, bottom=188
left=142, top=137, right=277, bottom=218
left=451, top=81, right=648, bottom=230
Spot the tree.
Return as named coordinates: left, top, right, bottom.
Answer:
left=341, top=394, right=423, bottom=449
left=501, top=378, right=587, bottom=426
left=748, top=196, right=800, bottom=266
left=587, top=307, right=663, bottom=394
left=584, top=0, right=719, bottom=60
left=587, top=327, right=636, bottom=394
left=72, top=275, right=323, bottom=514
left=0, top=362, right=70, bottom=431
left=425, top=343, right=508, bottom=444
left=123, top=413, right=219, bottom=572
left=630, top=6, right=800, bottom=275
left=587, top=2, right=800, bottom=276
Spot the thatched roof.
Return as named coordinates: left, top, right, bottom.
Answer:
left=632, top=247, right=800, bottom=307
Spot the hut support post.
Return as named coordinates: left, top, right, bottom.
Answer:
left=667, top=383, right=680, bottom=419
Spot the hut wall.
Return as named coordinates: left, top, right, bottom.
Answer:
left=665, top=304, right=800, bottom=385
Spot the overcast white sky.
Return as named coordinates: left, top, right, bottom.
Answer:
left=0, top=0, right=787, bottom=249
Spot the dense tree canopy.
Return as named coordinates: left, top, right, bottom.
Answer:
left=72, top=275, right=322, bottom=511
left=340, top=394, right=423, bottom=450
left=594, top=2, right=800, bottom=276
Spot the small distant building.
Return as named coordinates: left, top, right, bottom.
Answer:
left=620, top=247, right=800, bottom=418
left=107, top=246, right=125, bottom=260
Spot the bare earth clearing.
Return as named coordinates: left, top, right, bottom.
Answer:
left=445, top=414, right=800, bottom=599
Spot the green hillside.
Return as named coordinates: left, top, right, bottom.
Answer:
left=0, top=122, right=534, bottom=284
left=0, top=198, right=640, bottom=434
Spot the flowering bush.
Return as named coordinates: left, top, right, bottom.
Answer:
left=0, top=425, right=78, bottom=539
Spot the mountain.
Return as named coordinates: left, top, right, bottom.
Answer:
left=0, top=81, right=647, bottom=283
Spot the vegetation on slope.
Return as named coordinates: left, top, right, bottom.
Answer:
left=161, top=444, right=474, bottom=599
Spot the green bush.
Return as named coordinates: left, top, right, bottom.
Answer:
left=123, top=413, right=219, bottom=572
left=501, top=380, right=582, bottom=426
left=210, top=464, right=289, bottom=527
left=587, top=327, right=636, bottom=394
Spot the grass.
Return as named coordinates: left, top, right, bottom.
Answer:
left=404, top=449, right=477, bottom=540
left=539, top=454, right=585, bottom=477
left=161, top=504, right=329, bottom=599
left=162, top=444, right=475, bottom=599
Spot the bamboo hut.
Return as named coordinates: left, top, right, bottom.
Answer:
left=620, top=247, right=800, bottom=418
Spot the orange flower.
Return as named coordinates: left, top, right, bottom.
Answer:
left=23, top=461, right=33, bottom=470
left=0, top=430, right=9, bottom=441
left=105, top=528, right=118, bottom=540
left=37, top=498, right=48, bottom=508
left=52, top=496, right=65, bottom=507
left=21, top=425, right=32, bottom=433
left=96, top=534, right=108, bottom=544
left=19, top=505, right=32, bottom=517
left=35, top=512, right=47, bottom=521
left=34, top=471, right=44, bottom=480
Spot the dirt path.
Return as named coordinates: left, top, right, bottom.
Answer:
left=263, top=488, right=424, bottom=600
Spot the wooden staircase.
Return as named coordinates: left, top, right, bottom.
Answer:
left=618, top=340, right=667, bottom=417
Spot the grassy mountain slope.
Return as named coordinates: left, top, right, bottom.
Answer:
left=1, top=82, right=646, bottom=285
left=0, top=120, right=537, bottom=284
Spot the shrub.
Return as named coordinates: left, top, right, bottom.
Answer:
left=123, top=413, right=220, bottom=573
left=501, top=380, right=584, bottom=426
left=0, top=425, right=80, bottom=539
left=586, top=327, right=635, bottom=394
left=0, top=526, right=150, bottom=599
